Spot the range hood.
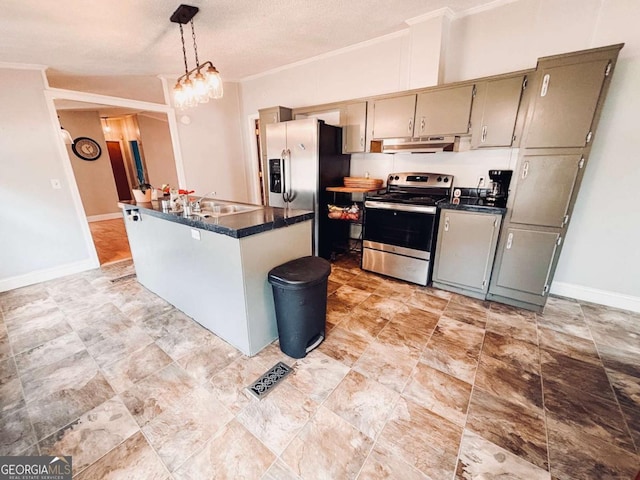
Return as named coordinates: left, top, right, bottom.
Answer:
left=371, top=136, right=458, bottom=154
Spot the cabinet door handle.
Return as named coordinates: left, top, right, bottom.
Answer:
left=420, top=117, right=425, bottom=135
left=408, top=118, right=413, bottom=135
left=481, top=125, right=488, bottom=143
left=541, top=74, right=550, bottom=97
left=522, top=161, right=529, bottom=180
left=506, top=232, right=513, bottom=249
left=444, top=216, right=450, bottom=232
left=360, top=136, right=364, bottom=147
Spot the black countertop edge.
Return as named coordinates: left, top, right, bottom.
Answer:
left=119, top=201, right=314, bottom=239
left=439, top=199, right=507, bottom=215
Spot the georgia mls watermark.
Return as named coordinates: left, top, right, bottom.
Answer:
left=0, top=456, right=72, bottom=480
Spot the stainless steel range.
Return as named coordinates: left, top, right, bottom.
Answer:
left=362, top=172, right=454, bottom=285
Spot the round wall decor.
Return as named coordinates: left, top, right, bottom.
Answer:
left=72, top=137, right=102, bottom=161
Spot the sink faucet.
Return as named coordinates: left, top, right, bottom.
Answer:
left=192, top=191, right=217, bottom=212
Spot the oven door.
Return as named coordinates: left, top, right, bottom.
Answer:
left=363, top=202, right=436, bottom=255
left=362, top=201, right=437, bottom=285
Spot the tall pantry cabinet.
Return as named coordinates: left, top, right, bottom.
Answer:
left=487, top=44, right=623, bottom=311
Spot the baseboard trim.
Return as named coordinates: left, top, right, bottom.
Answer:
left=551, top=281, right=640, bottom=313
left=0, top=259, right=98, bottom=293
left=87, top=212, right=123, bottom=222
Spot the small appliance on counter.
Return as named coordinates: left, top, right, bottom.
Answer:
left=486, top=170, right=513, bottom=207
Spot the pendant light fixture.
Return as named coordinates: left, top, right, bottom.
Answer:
left=171, top=4, right=223, bottom=110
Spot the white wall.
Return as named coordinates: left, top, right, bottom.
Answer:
left=137, top=114, right=178, bottom=189
left=552, top=0, right=640, bottom=301
left=0, top=68, right=95, bottom=290
left=238, top=0, right=640, bottom=308
left=58, top=110, right=120, bottom=216
left=173, top=82, right=248, bottom=202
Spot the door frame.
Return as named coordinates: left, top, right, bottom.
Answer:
left=246, top=113, right=262, bottom=205
left=44, top=87, right=186, bottom=268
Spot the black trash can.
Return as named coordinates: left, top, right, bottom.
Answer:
left=268, top=256, right=332, bottom=359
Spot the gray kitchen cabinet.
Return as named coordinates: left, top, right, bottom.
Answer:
left=371, top=94, right=416, bottom=139
left=471, top=74, right=527, bottom=148
left=414, top=84, right=474, bottom=137
left=432, top=209, right=502, bottom=299
left=487, top=44, right=622, bottom=311
left=258, top=106, right=292, bottom=205
left=509, top=153, right=582, bottom=227
left=342, top=102, right=367, bottom=153
left=524, top=58, right=611, bottom=149
left=491, top=227, right=560, bottom=298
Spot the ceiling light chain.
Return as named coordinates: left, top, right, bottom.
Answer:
left=179, top=23, right=189, bottom=76
left=171, top=4, right=223, bottom=110
left=190, top=19, right=200, bottom=69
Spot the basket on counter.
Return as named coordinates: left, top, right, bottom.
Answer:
left=343, top=177, right=384, bottom=190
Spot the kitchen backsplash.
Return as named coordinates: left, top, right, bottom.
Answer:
left=350, top=147, right=519, bottom=189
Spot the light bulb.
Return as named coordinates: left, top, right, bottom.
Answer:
left=193, top=72, right=209, bottom=104
left=174, top=82, right=186, bottom=109
left=183, top=78, right=197, bottom=108
left=205, top=65, right=223, bottom=99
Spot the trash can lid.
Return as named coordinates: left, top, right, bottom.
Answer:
left=268, top=256, right=332, bottom=289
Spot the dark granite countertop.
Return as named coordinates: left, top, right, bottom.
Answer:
left=439, top=197, right=507, bottom=215
left=119, top=200, right=314, bottom=239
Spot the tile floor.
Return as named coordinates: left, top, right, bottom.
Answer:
left=1, top=254, right=639, bottom=479
left=88, top=218, right=132, bottom=265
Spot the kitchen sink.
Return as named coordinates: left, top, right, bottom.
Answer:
left=198, top=200, right=262, bottom=216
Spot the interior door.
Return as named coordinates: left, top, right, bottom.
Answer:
left=106, top=141, right=132, bottom=201
left=510, top=154, right=581, bottom=227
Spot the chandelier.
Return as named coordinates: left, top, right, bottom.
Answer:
left=170, top=4, right=223, bottom=110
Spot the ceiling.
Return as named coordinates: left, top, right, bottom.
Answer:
left=2, top=0, right=496, bottom=81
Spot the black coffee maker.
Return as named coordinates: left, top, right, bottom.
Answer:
left=487, top=170, right=513, bottom=207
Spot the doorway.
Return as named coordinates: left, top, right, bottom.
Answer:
left=254, top=118, right=266, bottom=205
left=88, top=218, right=132, bottom=265
left=106, top=141, right=132, bottom=201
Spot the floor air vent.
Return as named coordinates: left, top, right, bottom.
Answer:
left=110, top=273, right=137, bottom=283
left=247, top=362, right=292, bottom=399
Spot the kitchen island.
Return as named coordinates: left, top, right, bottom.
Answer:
left=120, top=200, right=313, bottom=356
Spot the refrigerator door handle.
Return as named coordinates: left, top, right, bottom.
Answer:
left=280, top=149, right=287, bottom=203
left=282, top=148, right=294, bottom=203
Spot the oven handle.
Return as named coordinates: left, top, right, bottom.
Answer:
left=364, top=201, right=437, bottom=214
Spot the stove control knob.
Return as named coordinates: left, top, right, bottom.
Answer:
left=444, top=177, right=450, bottom=183
left=389, top=175, right=394, bottom=182
left=394, top=175, right=399, bottom=180
left=437, top=176, right=442, bottom=182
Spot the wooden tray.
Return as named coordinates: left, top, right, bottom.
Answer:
left=343, top=177, right=384, bottom=189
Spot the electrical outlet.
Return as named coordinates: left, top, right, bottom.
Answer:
left=191, top=229, right=201, bottom=241
left=477, top=176, right=485, bottom=188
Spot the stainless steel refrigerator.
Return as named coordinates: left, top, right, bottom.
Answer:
left=266, top=118, right=350, bottom=259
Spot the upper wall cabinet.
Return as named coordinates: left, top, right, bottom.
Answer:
left=342, top=102, right=367, bottom=153
left=414, top=85, right=474, bottom=137
left=370, top=94, right=416, bottom=139
left=524, top=59, right=611, bottom=149
left=471, top=74, right=527, bottom=148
